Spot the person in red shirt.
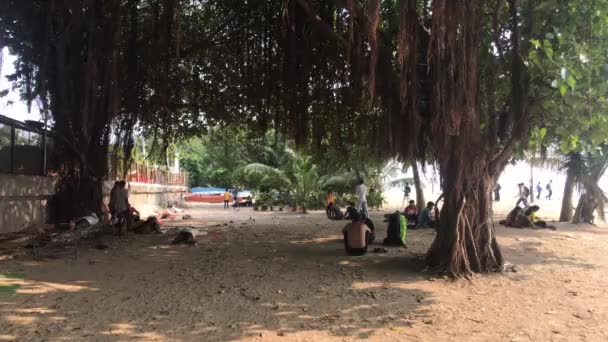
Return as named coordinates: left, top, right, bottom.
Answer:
left=404, top=200, right=419, bottom=222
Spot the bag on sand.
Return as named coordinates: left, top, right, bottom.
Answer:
left=399, top=214, right=407, bottom=244
left=383, top=212, right=406, bottom=246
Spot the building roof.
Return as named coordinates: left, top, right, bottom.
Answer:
left=0, top=114, right=53, bottom=136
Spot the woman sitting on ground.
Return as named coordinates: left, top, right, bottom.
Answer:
left=525, top=205, right=556, bottom=230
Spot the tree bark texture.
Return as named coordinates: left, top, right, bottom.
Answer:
left=411, top=160, right=425, bottom=209
left=559, top=170, right=575, bottom=222
left=425, top=0, right=505, bottom=276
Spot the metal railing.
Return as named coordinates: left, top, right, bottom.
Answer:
left=107, top=158, right=188, bottom=187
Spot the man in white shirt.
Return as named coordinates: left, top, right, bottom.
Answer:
left=355, top=180, right=369, bottom=219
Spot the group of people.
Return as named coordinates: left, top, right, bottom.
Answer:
left=494, top=180, right=553, bottom=203
left=326, top=180, right=440, bottom=256
left=403, top=200, right=437, bottom=228
left=223, top=188, right=242, bottom=209
left=500, top=205, right=556, bottom=230
left=324, top=180, right=376, bottom=256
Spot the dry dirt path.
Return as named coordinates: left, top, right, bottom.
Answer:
left=1, top=206, right=607, bottom=341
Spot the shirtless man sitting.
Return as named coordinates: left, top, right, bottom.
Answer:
left=342, top=221, right=372, bottom=256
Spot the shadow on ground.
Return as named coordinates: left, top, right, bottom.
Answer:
left=0, top=212, right=437, bottom=341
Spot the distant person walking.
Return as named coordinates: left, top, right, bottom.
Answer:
left=223, top=189, right=231, bottom=209
left=536, top=182, right=542, bottom=200
left=494, top=183, right=501, bottom=202
left=355, top=179, right=369, bottom=219
left=545, top=180, right=553, bottom=200
left=402, top=182, right=412, bottom=206
left=516, top=183, right=529, bottom=207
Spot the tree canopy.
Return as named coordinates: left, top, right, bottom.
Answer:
left=2, top=0, right=608, bottom=276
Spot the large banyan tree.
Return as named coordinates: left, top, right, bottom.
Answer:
left=274, top=0, right=538, bottom=276
left=1, top=0, right=598, bottom=276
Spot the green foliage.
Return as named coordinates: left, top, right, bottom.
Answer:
left=241, top=149, right=322, bottom=213
left=367, top=191, right=386, bottom=210
left=526, top=0, right=608, bottom=156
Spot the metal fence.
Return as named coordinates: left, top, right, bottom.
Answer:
left=0, top=114, right=53, bottom=176
left=107, top=158, right=188, bottom=187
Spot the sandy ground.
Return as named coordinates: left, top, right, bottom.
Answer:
left=1, top=204, right=607, bottom=342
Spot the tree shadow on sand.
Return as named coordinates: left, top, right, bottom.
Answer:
left=0, top=223, right=438, bottom=341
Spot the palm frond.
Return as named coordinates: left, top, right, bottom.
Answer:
left=241, top=163, right=291, bottom=187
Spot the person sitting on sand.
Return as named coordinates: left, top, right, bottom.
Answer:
left=524, top=205, right=556, bottom=230
left=327, top=202, right=344, bottom=220
left=418, top=202, right=436, bottom=228
left=343, top=202, right=375, bottom=242
left=500, top=206, right=522, bottom=227
left=344, top=202, right=359, bottom=220
left=342, top=218, right=373, bottom=256
left=326, top=190, right=336, bottom=219
left=404, top=200, right=419, bottom=223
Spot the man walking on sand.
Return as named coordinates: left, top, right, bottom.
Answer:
left=546, top=180, right=553, bottom=200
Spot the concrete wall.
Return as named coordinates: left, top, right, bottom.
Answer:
left=0, top=176, right=188, bottom=234
left=104, top=182, right=188, bottom=217
left=0, top=174, right=55, bottom=234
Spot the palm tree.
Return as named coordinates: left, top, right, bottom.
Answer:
left=568, top=149, right=608, bottom=223
left=240, top=149, right=322, bottom=213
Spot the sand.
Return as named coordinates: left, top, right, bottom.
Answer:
left=1, top=204, right=607, bottom=341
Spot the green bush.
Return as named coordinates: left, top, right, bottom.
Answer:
left=367, top=191, right=386, bottom=210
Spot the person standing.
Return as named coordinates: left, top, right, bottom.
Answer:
left=546, top=180, right=553, bottom=200
left=110, top=181, right=131, bottom=234
left=494, top=183, right=501, bottom=202
left=536, top=182, right=542, bottom=200
left=516, top=183, right=529, bottom=207
left=326, top=190, right=336, bottom=219
left=402, top=182, right=412, bottom=207
left=223, top=189, right=231, bottom=209
left=355, top=179, right=369, bottom=219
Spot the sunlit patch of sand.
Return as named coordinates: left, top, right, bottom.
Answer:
left=340, top=304, right=374, bottom=314
left=289, top=235, right=339, bottom=245
left=14, top=307, right=56, bottom=314
left=337, top=260, right=362, bottom=266
left=98, top=323, right=169, bottom=340
left=4, top=314, right=37, bottom=325
left=1, top=274, right=98, bottom=295
left=102, top=323, right=137, bottom=335
left=350, top=281, right=425, bottom=292
left=17, top=281, right=99, bottom=294
left=273, top=310, right=298, bottom=316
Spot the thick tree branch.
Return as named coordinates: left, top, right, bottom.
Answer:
left=294, top=0, right=346, bottom=47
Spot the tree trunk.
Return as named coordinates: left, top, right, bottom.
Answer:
left=559, top=170, right=575, bottom=222
left=424, top=0, right=506, bottom=276
left=572, top=194, right=585, bottom=224
left=426, top=158, right=504, bottom=276
left=411, top=160, right=425, bottom=209
left=529, top=164, right=534, bottom=203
